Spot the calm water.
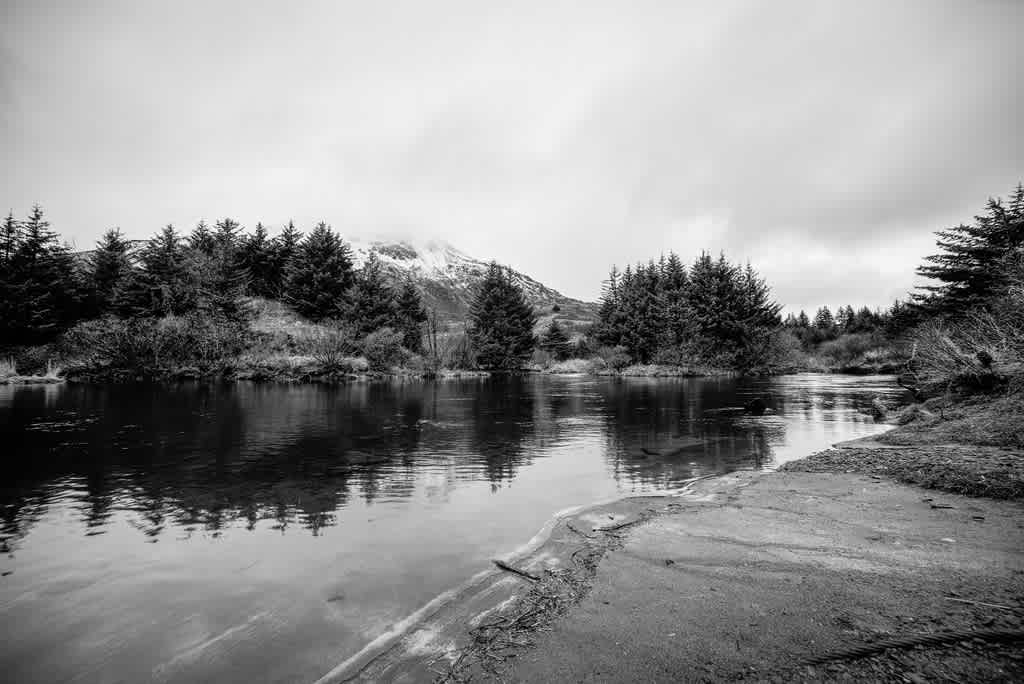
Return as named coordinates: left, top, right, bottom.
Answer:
left=1, top=374, right=905, bottom=683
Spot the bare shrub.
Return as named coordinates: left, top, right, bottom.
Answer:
left=0, top=357, right=15, bottom=379
left=310, top=325, right=359, bottom=372
left=362, top=327, right=405, bottom=371
left=596, top=345, right=631, bottom=371
left=531, top=348, right=554, bottom=370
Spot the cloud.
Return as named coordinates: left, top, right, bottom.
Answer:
left=2, top=0, right=1021, bottom=310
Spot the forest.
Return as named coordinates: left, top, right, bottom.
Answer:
left=0, top=184, right=1021, bottom=387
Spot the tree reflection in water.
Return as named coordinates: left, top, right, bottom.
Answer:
left=0, top=375, right=903, bottom=547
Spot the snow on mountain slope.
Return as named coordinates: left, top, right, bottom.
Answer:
left=345, top=236, right=597, bottom=325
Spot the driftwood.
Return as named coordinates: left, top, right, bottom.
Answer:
left=566, top=521, right=596, bottom=538
left=492, top=559, right=540, bottom=582
left=597, top=516, right=647, bottom=532
left=944, top=596, right=1019, bottom=612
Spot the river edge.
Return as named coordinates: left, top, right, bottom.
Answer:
left=2, top=365, right=893, bottom=386
left=310, top=413, right=1024, bottom=683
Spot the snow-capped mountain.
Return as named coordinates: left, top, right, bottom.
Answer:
left=345, top=237, right=597, bottom=325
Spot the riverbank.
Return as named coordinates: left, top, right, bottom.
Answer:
left=321, top=394, right=1024, bottom=683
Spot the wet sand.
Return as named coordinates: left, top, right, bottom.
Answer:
left=325, top=467, right=1024, bottom=682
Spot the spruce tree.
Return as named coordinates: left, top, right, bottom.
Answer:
left=213, top=217, right=243, bottom=252
left=270, top=221, right=302, bottom=296
left=0, top=211, right=21, bottom=344
left=468, top=262, right=537, bottom=369
left=89, top=228, right=132, bottom=314
left=0, top=211, right=18, bottom=264
left=188, top=220, right=215, bottom=255
left=914, top=184, right=1024, bottom=315
left=394, top=279, right=427, bottom=352
left=6, top=205, right=82, bottom=343
left=284, top=222, right=354, bottom=321
left=238, top=222, right=276, bottom=297
left=115, top=224, right=191, bottom=316
left=350, top=252, right=396, bottom=335
left=814, top=306, right=835, bottom=330
left=539, top=319, right=571, bottom=360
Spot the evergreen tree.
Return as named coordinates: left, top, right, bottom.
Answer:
left=594, top=265, right=624, bottom=347
left=238, top=222, right=276, bottom=297
left=394, top=279, right=427, bottom=353
left=539, top=319, right=572, bottom=360
left=270, top=221, right=302, bottom=296
left=115, top=224, right=191, bottom=317
left=188, top=220, right=215, bottom=255
left=192, top=234, right=248, bottom=320
left=213, top=217, right=243, bottom=252
left=0, top=211, right=19, bottom=264
left=814, top=306, right=835, bottom=330
left=4, top=205, right=81, bottom=343
left=797, top=310, right=810, bottom=327
left=350, top=252, right=396, bottom=335
left=284, top=222, right=354, bottom=321
left=468, top=262, right=537, bottom=369
left=660, top=252, right=692, bottom=350
left=0, top=211, right=21, bottom=343
left=914, top=184, right=1024, bottom=315
left=89, top=228, right=132, bottom=314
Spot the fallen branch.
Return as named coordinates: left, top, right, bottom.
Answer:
left=566, top=521, right=596, bottom=538
left=945, top=596, right=1019, bottom=611
left=492, top=559, right=540, bottom=582
left=597, top=516, right=647, bottom=532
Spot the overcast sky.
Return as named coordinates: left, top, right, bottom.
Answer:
left=3, top=1, right=1022, bottom=312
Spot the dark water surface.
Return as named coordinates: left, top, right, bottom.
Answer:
left=1, top=374, right=905, bottom=682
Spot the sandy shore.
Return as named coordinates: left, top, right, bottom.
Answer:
left=316, top=437, right=1024, bottom=683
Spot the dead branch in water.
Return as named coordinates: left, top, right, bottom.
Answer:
left=492, top=559, right=541, bottom=581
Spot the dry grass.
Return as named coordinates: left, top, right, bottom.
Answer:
left=785, top=393, right=1024, bottom=499
left=880, top=394, right=1024, bottom=449
left=783, top=444, right=1024, bottom=500
left=545, top=358, right=594, bottom=374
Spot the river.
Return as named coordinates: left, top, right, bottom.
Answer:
left=0, top=373, right=906, bottom=683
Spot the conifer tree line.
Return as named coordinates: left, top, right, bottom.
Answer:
left=781, top=304, right=891, bottom=347
left=591, top=252, right=782, bottom=370
left=0, top=209, right=427, bottom=352
left=3, top=181, right=1019, bottom=374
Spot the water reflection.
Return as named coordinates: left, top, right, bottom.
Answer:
left=0, top=375, right=906, bottom=550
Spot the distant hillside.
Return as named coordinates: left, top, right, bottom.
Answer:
left=75, top=236, right=598, bottom=330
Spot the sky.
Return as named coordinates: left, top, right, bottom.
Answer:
left=2, top=0, right=1022, bottom=313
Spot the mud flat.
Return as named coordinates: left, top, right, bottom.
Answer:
left=314, top=461, right=1024, bottom=682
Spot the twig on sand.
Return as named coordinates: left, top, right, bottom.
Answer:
left=492, top=559, right=541, bottom=582
left=597, top=516, right=647, bottom=532
left=566, top=521, right=596, bottom=538
left=944, top=596, right=1019, bottom=611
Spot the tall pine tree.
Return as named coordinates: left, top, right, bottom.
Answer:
left=4, top=205, right=82, bottom=344
left=284, top=222, right=354, bottom=321
left=468, top=262, right=537, bottom=369
left=238, top=222, right=277, bottom=297
left=349, top=252, right=396, bottom=335
left=89, top=228, right=132, bottom=315
left=914, top=184, right=1024, bottom=315
left=394, top=279, right=427, bottom=352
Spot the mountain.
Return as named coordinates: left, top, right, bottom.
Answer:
left=346, top=237, right=597, bottom=328
left=75, top=236, right=598, bottom=329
